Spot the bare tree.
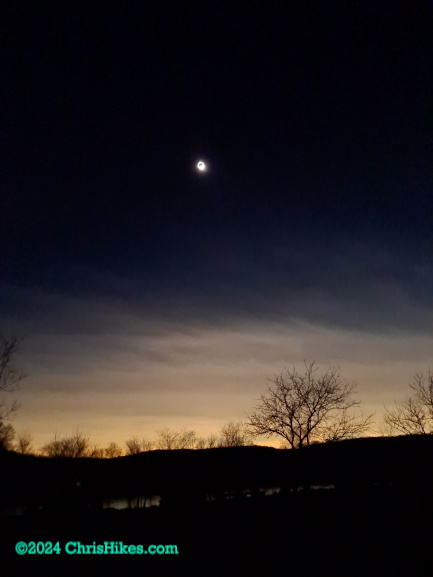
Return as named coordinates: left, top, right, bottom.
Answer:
left=219, top=420, right=253, bottom=447
left=161, top=428, right=180, bottom=449
left=124, top=436, right=156, bottom=455
left=125, top=436, right=142, bottom=455
left=141, top=437, right=155, bottom=452
left=206, top=433, right=219, bottom=448
left=40, top=434, right=62, bottom=457
left=41, top=431, right=96, bottom=458
left=0, top=336, right=25, bottom=422
left=323, top=407, right=374, bottom=441
left=195, top=434, right=221, bottom=449
left=384, top=370, right=433, bottom=435
left=247, top=361, right=373, bottom=449
left=195, top=436, right=207, bottom=449
left=104, top=442, right=123, bottom=458
left=177, top=429, right=197, bottom=449
left=155, top=427, right=197, bottom=450
left=88, top=444, right=104, bottom=458
left=0, top=421, right=15, bottom=450
left=68, top=431, right=93, bottom=457
left=155, top=428, right=178, bottom=450
left=15, top=430, right=34, bottom=454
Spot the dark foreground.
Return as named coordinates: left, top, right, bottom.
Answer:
left=2, top=488, right=432, bottom=577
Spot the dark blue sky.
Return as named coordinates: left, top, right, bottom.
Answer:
left=1, top=1, right=432, bottom=446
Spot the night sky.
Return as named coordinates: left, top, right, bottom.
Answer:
left=1, top=1, right=432, bottom=448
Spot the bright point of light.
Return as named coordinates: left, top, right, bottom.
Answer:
left=197, top=161, right=206, bottom=171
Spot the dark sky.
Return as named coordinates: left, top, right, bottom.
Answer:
left=1, top=1, right=432, bottom=446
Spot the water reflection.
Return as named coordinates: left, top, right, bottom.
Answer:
left=2, top=484, right=332, bottom=516
left=103, top=495, right=161, bottom=509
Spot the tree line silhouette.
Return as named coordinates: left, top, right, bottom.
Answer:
left=1, top=335, right=432, bottom=455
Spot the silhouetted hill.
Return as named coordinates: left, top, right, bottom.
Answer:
left=2, top=435, right=433, bottom=514
left=0, top=446, right=287, bottom=512
left=302, top=434, right=433, bottom=488
left=2, top=437, right=433, bottom=576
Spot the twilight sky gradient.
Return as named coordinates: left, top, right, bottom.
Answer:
left=1, top=1, right=432, bottom=448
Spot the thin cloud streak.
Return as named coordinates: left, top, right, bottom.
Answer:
left=2, top=230, right=431, bottom=339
